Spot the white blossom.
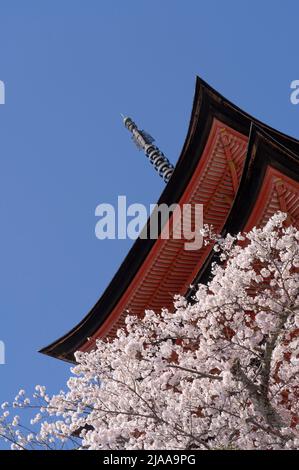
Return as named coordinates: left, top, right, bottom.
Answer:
left=0, top=213, right=298, bottom=450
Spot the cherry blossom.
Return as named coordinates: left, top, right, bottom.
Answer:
left=1, top=212, right=298, bottom=450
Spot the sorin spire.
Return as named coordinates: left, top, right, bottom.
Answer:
left=122, top=116, right=174, bottom=183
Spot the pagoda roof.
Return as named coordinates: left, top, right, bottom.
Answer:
left=40, top=77, right=299, bottom=362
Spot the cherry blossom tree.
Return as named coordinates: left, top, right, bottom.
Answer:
left=1, top=212, right=298, bottom=450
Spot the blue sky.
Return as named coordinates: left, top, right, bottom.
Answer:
left=0, top=0, right=298, bottom=441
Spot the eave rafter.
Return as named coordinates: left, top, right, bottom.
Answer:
left=274, top=179, right=297, bottom=226
left=219, top=127, right=239, bottom=196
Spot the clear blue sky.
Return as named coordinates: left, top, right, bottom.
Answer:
left=0, top=0, right=298, bottom=439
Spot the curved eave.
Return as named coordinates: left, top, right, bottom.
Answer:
left=193, top=77, right=299, bottom=157
left=40, top=77, right=299, bottom=362
left=188, top=125, right=299, bottom=293
left=224, top=124, right=299, bottom=233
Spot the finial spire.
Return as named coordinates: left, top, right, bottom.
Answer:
left=122, top=116, right=174, bottom=183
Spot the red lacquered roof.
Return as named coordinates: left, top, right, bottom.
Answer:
left=40, top=78, right=299, bottom=362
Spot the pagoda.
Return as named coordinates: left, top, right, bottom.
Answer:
left=40, top=77, right=299, bottom=362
